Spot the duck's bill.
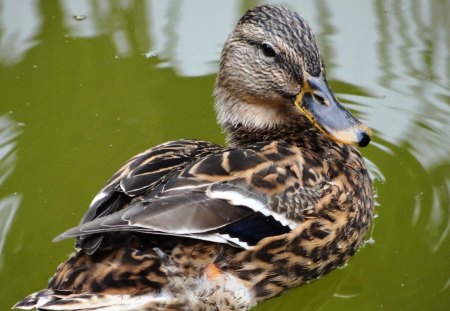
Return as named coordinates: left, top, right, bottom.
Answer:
left=294, top=76, right=372, bottom=147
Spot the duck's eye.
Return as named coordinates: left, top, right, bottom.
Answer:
left=261, top=43, right=277, bottom=58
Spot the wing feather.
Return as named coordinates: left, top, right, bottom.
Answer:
left=79, top=139, right=222, bottom=225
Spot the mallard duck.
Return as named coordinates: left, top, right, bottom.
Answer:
left=14, top=5, right=373, bottom=311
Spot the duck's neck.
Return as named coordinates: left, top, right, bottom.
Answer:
left=223, top=120, right=311, bottom=145
left=222, top=114, right=338, bottom=155
left=215, top=96, right=321, bottom=146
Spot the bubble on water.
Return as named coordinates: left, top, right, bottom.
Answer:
left=73, top=15, right=86, bottom=21
left=145, top=51, right=158, bottom=58
left=365, top=237, right=376, bottom=245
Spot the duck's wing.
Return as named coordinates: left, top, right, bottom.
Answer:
left=80, top=139, right=223, bottom=222
left=55, top=141, right=324, bottom=251
left=68, top=139, right=223, bottom=254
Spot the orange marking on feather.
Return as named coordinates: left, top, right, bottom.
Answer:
left=205, top=263, right=222, bottom=280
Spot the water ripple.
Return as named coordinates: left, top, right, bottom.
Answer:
left=0, top=114, right=22, bottom=269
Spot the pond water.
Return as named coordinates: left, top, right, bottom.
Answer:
left=0, top=0, right=449, bottom=310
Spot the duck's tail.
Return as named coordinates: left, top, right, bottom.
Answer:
left=12, top=236, right=253, bottom=310
left=13, top=289, right=185, bottom=311
left=13, top=289, right=49, bottom=310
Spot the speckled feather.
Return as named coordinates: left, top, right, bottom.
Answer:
left=14, top=5, right=373, bottom=311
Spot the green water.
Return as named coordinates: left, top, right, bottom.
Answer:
left=1, top=0, right=449, bottom=310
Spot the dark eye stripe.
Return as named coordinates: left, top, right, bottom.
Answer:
left=241, top=37, right=277, bottom=58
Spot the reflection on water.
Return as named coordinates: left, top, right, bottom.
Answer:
left=0, top=195, right=21, bottom=268
left=374, top=0, right=450, bottom=257
left=0, top=0, right=240, bottom=76
left=0, top=115, right=21, bottom=269
left=0, top=0, right=449, bottom=310
left=0, top=1, right=41, bottom=65
left=375, top=0, right=450, bottom=160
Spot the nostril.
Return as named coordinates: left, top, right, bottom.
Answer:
left=313, top=94, right=327, bottom=106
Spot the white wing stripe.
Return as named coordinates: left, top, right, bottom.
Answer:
left=207, top=188, right=297, bottom=230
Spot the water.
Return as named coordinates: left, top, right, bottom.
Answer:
left=1, top=0, right=449, bottom=310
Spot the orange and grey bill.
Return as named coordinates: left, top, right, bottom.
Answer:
left=294, top=76, right=372, bottom=147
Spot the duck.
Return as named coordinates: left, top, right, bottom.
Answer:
left=14, top=5, right=374, bottom=311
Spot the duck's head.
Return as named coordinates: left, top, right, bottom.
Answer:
left=214, top=5, right=372, bottom=147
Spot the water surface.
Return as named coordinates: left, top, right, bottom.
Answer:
left=0, top=0, right=449, bottom=310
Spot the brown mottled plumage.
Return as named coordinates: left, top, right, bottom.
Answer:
left=14, top=5, right=373, bottom=311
